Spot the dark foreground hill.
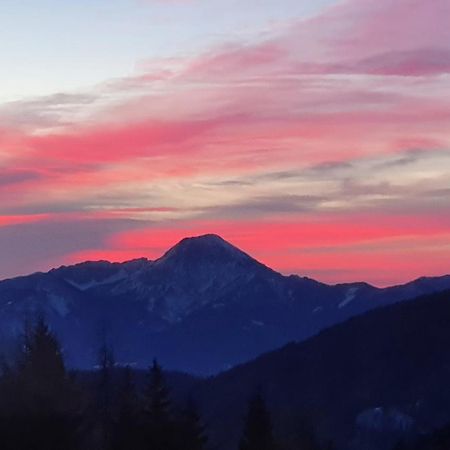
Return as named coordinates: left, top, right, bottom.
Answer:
left=193, top=289, right=450, bottom=450
left=0, top=234, right=449, bottom=374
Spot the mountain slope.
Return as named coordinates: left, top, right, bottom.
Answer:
left=0, top=234, right=448, bottom=373
left=193, top=289, right=450, bottom=450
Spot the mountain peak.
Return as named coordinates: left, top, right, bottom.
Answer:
left=155, top=234, right=253, bottom=267
left=177, top=234, right=231, bottom=248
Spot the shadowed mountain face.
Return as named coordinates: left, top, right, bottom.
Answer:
left=0, top=234, right=449, bottom=374
left=192, top=289, right=450, bottom=450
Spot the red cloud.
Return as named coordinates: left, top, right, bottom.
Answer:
left=64, top=213, right=450, bottom=286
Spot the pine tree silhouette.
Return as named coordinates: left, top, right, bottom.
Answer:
left=0, top=317, right=79, bottom=450
left=143, top=359, right=174, bottom=450
left=239, top=391, right=277, bottom=450
left=177, top=397, right=208, bottom=450
left=96, top=341, right=116, bottom=450
left=21, top=317, right=68, bottom=410
left=113, top=366, right=141, bottom=450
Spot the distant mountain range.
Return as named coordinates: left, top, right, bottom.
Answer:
left=192, top=289, right=450, bottom=450
left=0, top=234, right=449, bottom=374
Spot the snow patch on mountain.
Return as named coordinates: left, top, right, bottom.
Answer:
left=65, top=270, right=127, bottom=291
left=339, top=287, right=359, bottom=308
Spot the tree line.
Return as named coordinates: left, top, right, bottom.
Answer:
left=0, top=318, right=312, bottom=450
left=0, top=318, right=207, bottom=450
left=4, top=318, right=446, bottom=450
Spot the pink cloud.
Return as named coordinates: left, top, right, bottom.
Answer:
left=333, top=0, right=450, bottom=59
left=26, top=118, right=221, bottom=164
left=0, top=214, right=50, bottom=227
left=284, top=0, right=450, bottom=76
left=1, top=0, right=449, bottom=283
left=184, top=41, right=286, bottom=79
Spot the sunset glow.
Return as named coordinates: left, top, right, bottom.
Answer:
left=1, top=0, right=449, bottom=285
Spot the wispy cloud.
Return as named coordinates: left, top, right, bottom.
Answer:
left=0, top=0, right=449, bottom=284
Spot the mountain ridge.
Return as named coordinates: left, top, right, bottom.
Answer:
left=0, top=234, right=449, bottom=374
left=4, top=233, right=447, bottom=290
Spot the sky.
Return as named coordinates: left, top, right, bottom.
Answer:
left=0, top=0, right=449, bottom=286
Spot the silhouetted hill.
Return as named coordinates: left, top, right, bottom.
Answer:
left=193, top=290, right=450, bottom=450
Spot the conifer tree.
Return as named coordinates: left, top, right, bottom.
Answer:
left=239, top=391, right=277, bottom=450
left=0, top=317, right=79, bottom=450
left=113, top=366, right=140, bottom=450
left=96, top=341, right=116, bottom=450
left=143, top=359, right=174, bottom=450
left=21, top=316, right=68, bottom=410
left=177, top=397, right=208, bottom=450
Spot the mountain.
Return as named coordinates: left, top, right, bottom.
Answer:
left=192, top=289, right=450, bottom=450
left=0, top=234, right=449, bottom=374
